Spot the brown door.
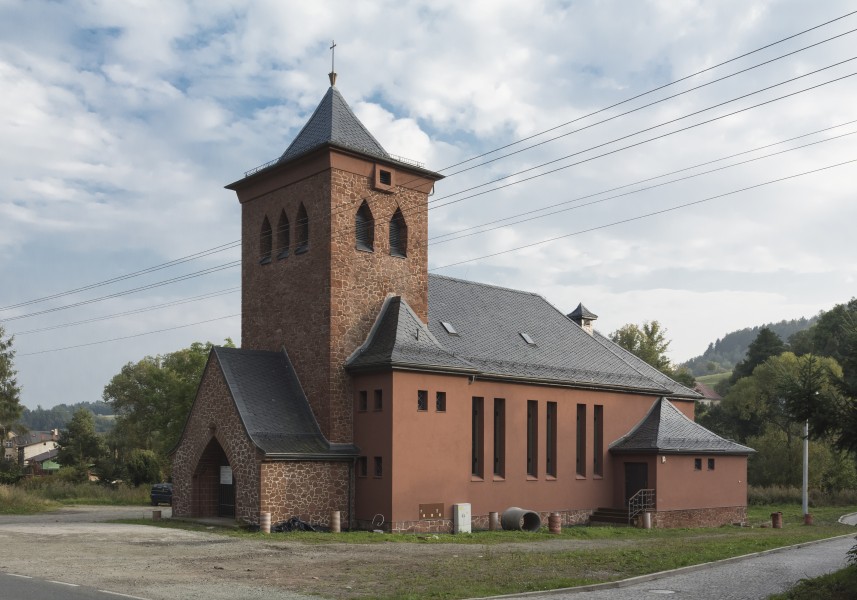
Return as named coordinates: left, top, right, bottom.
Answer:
left=624, top=462, right=648, bottom=503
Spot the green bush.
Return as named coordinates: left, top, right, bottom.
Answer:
left=749, top=485, right=857, bottom=506
left=125, top=449, right=162, bottom=487
left=18, top=477, right=149, bottom=505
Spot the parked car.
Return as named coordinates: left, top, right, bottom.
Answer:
left=150, top=482, right=173, bottom=506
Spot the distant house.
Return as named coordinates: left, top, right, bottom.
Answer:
left=171, top=75, right=753, bottom=532
left=3, top=430, right=60, bottom=467
left=693, top=383, right=722, bottom=405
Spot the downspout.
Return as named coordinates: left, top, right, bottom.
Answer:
left=348, top=458, right=355, bottom=531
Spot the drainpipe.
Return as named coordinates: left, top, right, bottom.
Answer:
left=348, top=459, right=354, bottom=531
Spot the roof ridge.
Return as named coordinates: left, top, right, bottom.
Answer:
left=428, top=273, right=542, bottom=297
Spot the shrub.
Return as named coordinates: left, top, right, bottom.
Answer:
left=749, top=485, right=857, bottom=506
left=125, top=449, right=162, bottom=487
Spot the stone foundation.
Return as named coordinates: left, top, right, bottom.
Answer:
left=260, top=460, right=352, bottom=528
left=651, top=506, right=747, bottom=528
left=357, top=508, right=594, bottom=534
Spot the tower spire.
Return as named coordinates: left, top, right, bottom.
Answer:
left=328, top=39, right=337, bottom=87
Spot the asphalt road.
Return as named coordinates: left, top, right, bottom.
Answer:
left=482, top=534, right=857, bottom=600
left=0, top=572, right=149, bottom=600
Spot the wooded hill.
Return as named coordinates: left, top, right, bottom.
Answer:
left=682, top=316, right=818, bottom=376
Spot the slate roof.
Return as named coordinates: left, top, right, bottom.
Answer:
left=347, top=296, right=477, bottom=373
left=568, top=303, right=598, bottom=320
left=213, top=347, right=357, bottom=459
left=28, top=448, right=58, bottom=463
left=279, top=86, right=390, bottom=163
left=348, top=275, right=703, bottom=397
left=610, top=397, right=754, bottom=455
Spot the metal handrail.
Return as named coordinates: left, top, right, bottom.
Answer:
left=628, top=488, right=655, bottom=525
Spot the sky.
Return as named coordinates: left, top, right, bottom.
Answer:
left=1, top=0, right=856, bottom=410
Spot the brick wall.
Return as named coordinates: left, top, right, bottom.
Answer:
left=260, top=460, right=352, bottom=528
left=651, top=506, right=747, bottom=528
left=171, top=354, right=262, bottom=524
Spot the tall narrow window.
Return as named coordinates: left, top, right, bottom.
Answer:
left=357, top=456, right=367, bottom=477
left=472, top=397, right=484, bottom=478
left=493, top=398, right=505, bottom=478
left=417, top=390, right=428, bottom=411
left=276, top=210, right=290, bottom=258
left=374, top=456, right=383, bottom=477
left=546, top=402, right=557, bottom=477
left=436, top=392, right=446, bottom=412
left=295, top=203, right=309, bottom=254
left=576, top=404, right=587, bottom=477
left=259, top=216, right=272, bottom=263
left=374, top=390, right=383, bottom=411
left=389, top=208, right=407, bottom=257
left=527, top=401, right=538, bottom=477
left=358, top=391, right=368, bottom=412
left=594, top=405, right=604, bottom=476
left=355, top=201, right=374, bottom=252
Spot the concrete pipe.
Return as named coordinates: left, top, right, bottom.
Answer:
left=501, top=507, right=542, bottom=532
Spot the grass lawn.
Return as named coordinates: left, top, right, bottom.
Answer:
left=769, top=565, right=857, bottom=599
left=0, top=481, right=150, bottom=512
left=113, top=504, right=857, bottom=600
left=0, top=484, right=61, bottom=514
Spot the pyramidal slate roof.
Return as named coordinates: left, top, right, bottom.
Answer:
left=610, top=397, right=754, bottom=455
left=279, top=86, right=390, bottom=163
left=346, top=296, right=476, bottom=373
left=213, top=347, right=357, bottom=459
left=568, top=303, right=598, bottom=320
left=348, top=275, right=703, bottom=397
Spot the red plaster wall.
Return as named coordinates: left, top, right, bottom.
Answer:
left=655, top=454, right=748, bottom=511
left=351, top=372, right=394, bottom=524
left=171, top=355, right=262, bottom=523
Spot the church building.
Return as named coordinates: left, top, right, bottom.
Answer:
left=170, top=72, right=753, bottom=532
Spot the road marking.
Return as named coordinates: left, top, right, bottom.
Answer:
left=99, top=591, right=151, bottom=600
left=48, top=580, right=80, bottom=586
left=5, top=573, right=33, bottom=579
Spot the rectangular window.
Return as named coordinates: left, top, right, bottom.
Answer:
left=374, top=389, right=383, bottom=411
left=358, top=391, right=368, bottom=412
left=472, top=397, right=484, bottom=478
left=493, top=398, right=505, bottom=478
left=436, top=391, right=446, bottom=412
left=417, top=390, right=428, bottom=411
left=576, top=404, right=587, bottom=477
left=594, top=405, right=604, bottom=477
left=374, top=456, right=383, bottom=477
left=694, top=458, right=702, bottom=470
left=546, top=402, right=557, bottom=477
left=708, top=458, right=715, bottom=471
left=357, top=456, right=367, bottom=477
left=527, top=400, right=539, bottom=477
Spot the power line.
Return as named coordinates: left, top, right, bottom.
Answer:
left=430, top=159, right=857, bottom=271
left=429, top=129, right=857, bottom=246
left=17, top=314, right=241, bottom=357
left=10, top=288, right=240, bottom=335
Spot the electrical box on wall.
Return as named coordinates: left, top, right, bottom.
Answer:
left=453, top=503, right=471, bottom=534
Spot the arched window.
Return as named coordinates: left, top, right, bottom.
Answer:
left=259, top=216, right=272, bottom=264
left=355, top=201, right=374, bottom=252
left=276, top=210, right=290, bottom=259
left=389, top=208, right=407, bottom=257
left=296, top=203, right=309, bottom=254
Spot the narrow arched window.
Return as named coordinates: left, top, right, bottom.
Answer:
left=389, top=208, right=407, bottom=257
left=276, top=210, right=290, bottom=259
left=296, top=203, right=309, bottom=254
left=259, top=216, right=272, bottom=264
left=355, top=201, right=374, bottom=252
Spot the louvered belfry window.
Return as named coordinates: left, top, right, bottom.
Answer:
left=259, top=216, right=272, bottom=263
left=355, top=201, right=374, bottom=251
left=389, top=208, right=407, bottom=257
left=296, top=203, right=309, bottom=253
left=276, top=210, right=290, bottom=258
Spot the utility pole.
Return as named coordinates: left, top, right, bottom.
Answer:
left=802, top=419, right=809, bottom=518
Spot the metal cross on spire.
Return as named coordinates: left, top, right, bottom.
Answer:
left=328, top=39, right=337, bottom=87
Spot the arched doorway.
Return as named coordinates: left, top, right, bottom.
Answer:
left=191, top=437, right=235, bottom=518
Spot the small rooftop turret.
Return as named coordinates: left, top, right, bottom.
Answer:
left=568, top=303, right=598, bottom=335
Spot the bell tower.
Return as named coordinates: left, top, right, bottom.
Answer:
left=226, top=78, right=443, bottom=443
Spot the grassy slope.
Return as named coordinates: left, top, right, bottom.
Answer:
left=696, top=371, right=731, bottom=387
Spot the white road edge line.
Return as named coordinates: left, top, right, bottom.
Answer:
left=5, top=573, right=33, bottom=579
left=47, top=580, right=80, bottom=586
left=99, top=591, right=151, bottom=600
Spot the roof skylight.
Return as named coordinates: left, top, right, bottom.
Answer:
left=441, top=321, right=459, bottom=335
left=520, top=332, right=536, bottom=345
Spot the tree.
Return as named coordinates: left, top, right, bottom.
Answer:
left=103, top=340, right=234, bottom=458
left=718, top=327, right=786, bottom=395
left=0, top=324, right=23, bottom=435
left=125, top=449, right=162, bottom=487
left=610, top=320, right=694, bottom=387
left=57, top=408, right=108, bottom=470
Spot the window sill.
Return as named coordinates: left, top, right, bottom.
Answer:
left=575, top=475, right=587, bottom=480
left=492, top=475, right=505, bottom=482
left=593, top=475, right=603, bottom=480
left=526, top=475, right=538, bottom=481
left=259, top=256, right=272, bottom=265
left=390, top=252, right=407, bottom=259
left=276, top=249, right=289, bottom=260
left=471, top=475, right=484, bottom=482
left=546, top=475, right=557, bottom=481
left=295, top=246, right=308, bottom=255
left=356, top=245, right=374, bottom=253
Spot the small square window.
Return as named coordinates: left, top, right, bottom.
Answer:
left=436, top=391, right=446, bottom=412
left=694, top=458, right=702, bottom=471
left=374, top=390, right=383, bottom=411
left=708, top=458, right=715, bottom=471
left=417, top=390, right=428, bottom=411
left=357, top=456, right=367, bottom=477
left=358, top=391, right=368, bottom=412
left=379, top=170, right=392, bottom=185
left=374, top=456, right=383, bottom=477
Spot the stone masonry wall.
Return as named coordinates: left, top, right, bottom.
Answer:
left=260, top=461, right=351, bottom=528
left=652, top=506, right=747, bottom=528
left=171, top=354, right=262, bottom=524
left=240, top=159, right=431, bottom=444
left=359, top=509, right=593, bottom=534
